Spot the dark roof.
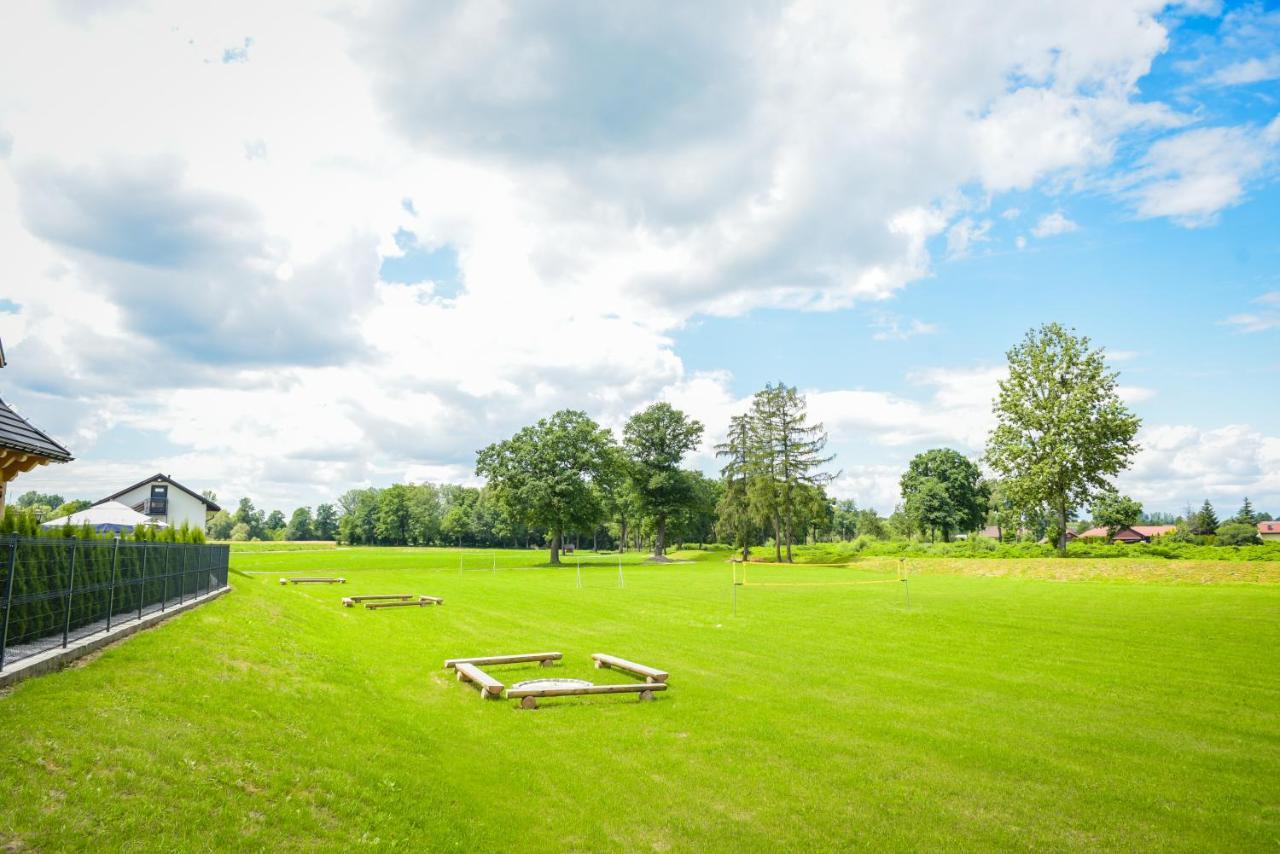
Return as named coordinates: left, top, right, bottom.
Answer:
left=0, top=396, right=73, bottom=462
left=94, top=473, right=220, bottom=512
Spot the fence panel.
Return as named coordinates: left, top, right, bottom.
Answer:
left=0, top=535, right=230, bottom=672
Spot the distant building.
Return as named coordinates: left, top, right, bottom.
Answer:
left=1076, top=525, right=1177, bottom=544
left=1259, top=521, right=1280, bottom=543
left=0, top=337, right=74, bottom=515
left=93, top=473, right=220, bottom=533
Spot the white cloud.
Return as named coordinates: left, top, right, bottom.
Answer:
left=1222, top=291, right=1280, bottom=333
left=1031, top=211, right=1080, bottom=237
left=0, top=1, right=1272, bottom=511
left=1207, top=55, right=1280, bottom=86
left=1121, top=117, right=1280, bottom=226
left=870, top=314, right=939, bottom=341
left=1119, top=424, right=1280, bottom=512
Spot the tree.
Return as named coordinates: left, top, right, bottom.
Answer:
left=50, top=499, right=91, bottom=519
left=264, top=510, right=286, bottom=534
left=1091, top=491, right=1143, bottom=537
left=986, top=480, right=1020, bottom=542
left=229, top=522, right=250, bottom=542
left=16, top=491, right=63, bottom=509
left=285, top=507, right=313, bottom=541
left=1234, top=497, right=1257, bottom=526
left=475, top=409, right=615, bottom=565
left=855, top=508, right=888, bottom=540
left=1192, top=499, right=1219, bottom=536
left=831, top=500, right=858, bottom=541
left=985, top=324, right=1141, bottom=554
left=623, top=403, right=704, bottom=560
left=715, top=414, right=763, bottom=561
left=376, top=484, right=413, bottom=544
left=314, top=503, right=338, bottom=540
left=233, top=497, right=266, bottom=540
left=1216, top=521, right=1261, bottom=546
left=206, top=509, right=234, bottom=540
left=886, top=505, right=914, bottom=540
left=337, top=488, right=380, bottom=545
left=749, top=383, right=836, bottom=562
left=899, top=448, right=988, bottom=542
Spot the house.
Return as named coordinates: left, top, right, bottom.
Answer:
left=92, top=473, right=220, bottom=533
left=1259, top=521, right=1280, bottom=543
left=0, top=337, right=74, bottom=515
left=1077, top=525, right=1176, bottom=544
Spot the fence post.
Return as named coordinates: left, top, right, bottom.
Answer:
left=105, top=537, right=121, bottom=632
left=179, top=546, right=188, bottom=605
left=161, top=545, right=168, bottom=612
left=138, top=544, right=147, bottom=621
left=63, top=541, right=78, bottom=648
left=0, top=540, right=17, bottom=671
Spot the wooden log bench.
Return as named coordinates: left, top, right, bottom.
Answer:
left=279, top=577, right=346, bottom=585
left=506, top=681, right=667, bottom=710
left=453, top=662, right=504, bottom=699
left=591, top=653, right=669, bottom=683
left=365, top=599, right=440, bottom=610
left=444, top=652, right=562, bottom=669
left=342, top=594, right=413, bottom=607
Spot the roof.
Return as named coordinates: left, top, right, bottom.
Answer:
left=1079, top=525, right=1176, bottom=540
left=42, top=500, right=168, bottom=531
left=93, top=473, right=221, bottom=512
left=1260, top=521, right=1280, bottom=534
left=0, top=396, right=74, bottom=463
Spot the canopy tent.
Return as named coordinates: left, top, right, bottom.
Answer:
left=41, top=500, right=168, bottom=534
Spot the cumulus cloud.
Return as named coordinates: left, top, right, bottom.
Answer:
left=0, top=0, right=1275, bottom=510
left=1031, top=211, right=1080, bottom=237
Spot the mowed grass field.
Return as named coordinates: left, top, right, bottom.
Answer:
left=1, top=548, right=1277, bottom=851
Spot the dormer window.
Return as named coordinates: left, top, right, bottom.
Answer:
left=148, top=484, right=168, bottom=517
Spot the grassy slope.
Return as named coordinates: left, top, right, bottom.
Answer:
left=1, top=548, right=1277, bottom=851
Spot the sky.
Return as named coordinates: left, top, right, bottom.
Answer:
left=0, top=0, right=1277, bottom=516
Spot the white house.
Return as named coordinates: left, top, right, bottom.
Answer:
left=93, top=473, right=220, bottom=532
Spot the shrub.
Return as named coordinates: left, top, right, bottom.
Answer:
left=1216, top=522, right=1261, bottom=547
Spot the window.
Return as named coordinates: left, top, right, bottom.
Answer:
left=149, top=484, right=168, bottom=517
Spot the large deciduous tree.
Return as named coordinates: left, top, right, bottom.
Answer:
left=623, top=402, right=704, bottom=561
left=475, top=409, right=615, bottom=565
left=985, top=323, right=1141, bottom=554
left=899, top=448, right=988, bottom=542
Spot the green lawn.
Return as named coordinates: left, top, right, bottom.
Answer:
left=1, top=548, right=1277, bottom=851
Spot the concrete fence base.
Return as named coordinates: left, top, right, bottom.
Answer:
left=0, top=585, right=231, bottom=689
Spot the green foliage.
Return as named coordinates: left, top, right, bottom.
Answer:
left=1193, top=499, right=1219, bottom=535
left=314, top=503, right=338, bottom=540
left=285, top=507, right=313, bottom=541
left=1216, top=522, right=1261, bottom=547
left=623, top=402, right=704, bottom=557
left=475, top=409, right=616, bottom=564
left=206, top=510, right=234, bottom=540
left=900, top=448, right=987, bottom=541
left=1091, top=491, right=1144, bottom=536
left=985, top=323, right=1141, bottom=553
left=1233, top=497, right=1257, bottom=526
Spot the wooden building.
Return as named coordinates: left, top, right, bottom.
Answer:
left=0, top=338, right=74, bottom=515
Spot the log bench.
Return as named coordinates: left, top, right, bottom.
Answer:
left=444, top=652, right=561, bottom=669
left=279, top=577, right=346, bottom=585
left=592, top=653, right=669, bottom=683
left=507, top=681, right=667, bottom=710
left=342, top=594, right=413, bottom=607
left=365, top=599, right=441, bottom=610
left=453, top=662, right=504, bottom=699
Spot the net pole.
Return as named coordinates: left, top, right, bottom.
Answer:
left=618, top=555, right=624, bottom=589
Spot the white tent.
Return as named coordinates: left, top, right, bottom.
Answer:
left=41, top=500, right=169, bottom=533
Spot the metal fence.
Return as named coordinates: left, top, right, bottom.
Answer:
left=0, top=535, right=230, bottom=671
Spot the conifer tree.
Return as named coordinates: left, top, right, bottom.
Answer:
left=1193, top=499, right=1219, bottom=535
left=1235, top=497, right=1257, bottom=526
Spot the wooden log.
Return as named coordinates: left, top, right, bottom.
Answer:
left=287, top=577, right=346, bottom=584
left=520, top=696, right=538, bottom=709
left=505, top=682, right=668, bottom=699
left=591, top=653, right=669, bottom=683
left=454, top=662, right=504, bottom=698
left=365, top=600, right=430, bottom=610
left=342, top=597, right=354, bottom=607
left=444, top=652, right=562, bottom=669
left=347, top=594, right=413, bottom=603
left=418, top=596, right=443, bottom=605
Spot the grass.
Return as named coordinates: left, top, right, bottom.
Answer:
left=1, top=547, right=1277, bottom=851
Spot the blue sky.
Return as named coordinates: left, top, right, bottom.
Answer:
left=0, top=1, right=1276, bottom=516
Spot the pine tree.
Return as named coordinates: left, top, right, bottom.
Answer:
left=749, top=383, right=836, bottom=562
left=1193, top=499, right=1219, bottom=535
left=715, top=414, right=760, bottom=562
left=1235, top=497, right=1257, bottom=526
